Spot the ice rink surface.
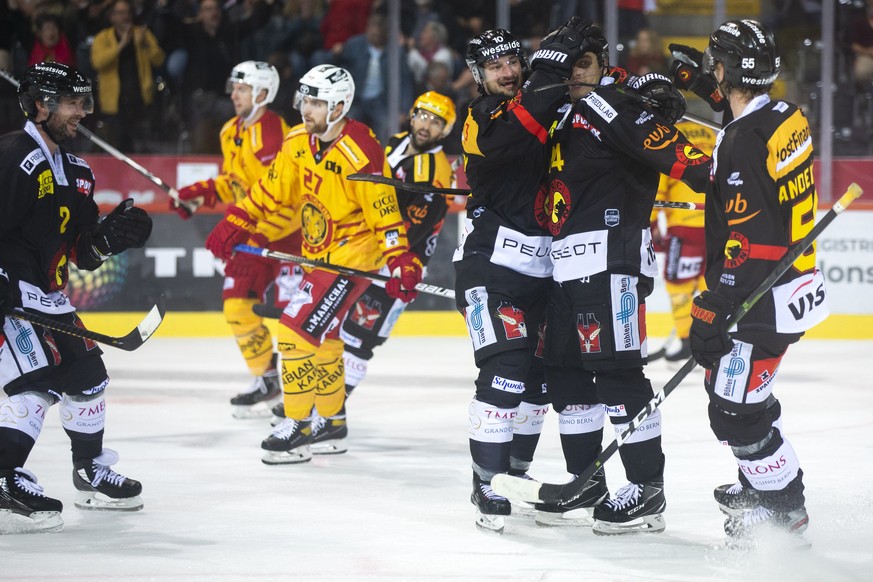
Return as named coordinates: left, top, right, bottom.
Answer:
left=2, top=335, right=872, bottom=582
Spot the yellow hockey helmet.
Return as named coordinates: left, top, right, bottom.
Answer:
left=409, top=91, right=456, bottom=138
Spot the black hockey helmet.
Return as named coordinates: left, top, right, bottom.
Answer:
left=18, top=62, right=94, bottom=119
left=703, top=19, right=780, bottom=90
left=465, top=29, right=529, bottom=88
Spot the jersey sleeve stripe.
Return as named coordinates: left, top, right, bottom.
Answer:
left=749, top=243, right=786, bottom=261
left=508, top=101, right=548, bottom=144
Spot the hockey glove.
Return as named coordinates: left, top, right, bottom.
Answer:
left=668, top=43, right=726, bottom=112
left=689, top=290, right=735, bottom=369
left=531, top=16, right=591, bottom=78
left=385, top=252, right=423, bottom=303
left=0, top=268, right=13, bottom=327
left=91, top=199, right=153, bottom=260
left=205, top=205, right=260, bottom=261
left=172, top=179, right=216, bottom=219
left=628, top=73, right=687, bottom=124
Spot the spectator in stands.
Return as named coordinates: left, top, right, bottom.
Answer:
left=407, top=20, right=453, bottom=91
left=625, top=27, right=667, bottom=76
left=851, top=2, right=873, bottom=86
left=274, top=0, right=323, bottom=74
left=173, top=0, right=271, bottom=153
left=313, top=0, right=373, bottom=65
left=90, top=0, right=165, bottom=152
left=339, top=12, right=414, bottom=144
left=28, top=12, right=76, bottom=67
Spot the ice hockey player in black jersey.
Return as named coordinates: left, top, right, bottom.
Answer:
left=456, top=20, right=598, bottom=534
left=683, top=19, right=823, bottom=548
left=0, top=63, right=152, bottom=534
left=539, top=22, right=710, bottom=535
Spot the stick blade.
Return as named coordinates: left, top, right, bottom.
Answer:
left=490, top=473, right=545, bottom=503
left=115, top=295, right=166, bottom=351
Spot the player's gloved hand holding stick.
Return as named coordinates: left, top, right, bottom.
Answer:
left=89, top=198, right=153, bottom=260
left=171, top=179, right=216, bottom=219
left=689, top=290, right=735, bottom=368
left=385, top=252, right=424, bottom=303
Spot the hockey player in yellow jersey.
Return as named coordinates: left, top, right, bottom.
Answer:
left=172, top=61, right=301, bottom=419
left=650, top=120, right=714, bottom=362
left=205, top=65, right=423, bottom=464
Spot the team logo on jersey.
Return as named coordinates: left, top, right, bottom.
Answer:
left=577, top=312, right=602, bottom=354
left=723, top=231, right=750, bottom=269
left=352, top=297, right=382, bottom=330
left=495, top=302, right=526, bottom=340
left=37, top=170, right=54, bottom=199
left=541, top=179, right=571, bottom=236
left=674, top=143, right=708, bottom=165
left=301, top=196, right=333, bottom=253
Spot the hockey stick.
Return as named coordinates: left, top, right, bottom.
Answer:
left=233, top=244, right=456, bottom=299
left=5, top=295, right=167, bottom=351
left=347, top=173, right=700, bottom=210
left=492, top=183, right=864, bottom=504
left=0, top=69, right=197, bottom=214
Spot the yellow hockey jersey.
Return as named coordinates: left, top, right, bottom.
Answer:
left=653, top=120, right=715, bottom=229
left=215, top=110, right=291, bottom=204
left=239, top=119, right=410, bottom=271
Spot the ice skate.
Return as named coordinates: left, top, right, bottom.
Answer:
left=592, top=480, right=666, bottom=535
left=664, top=337, right=692, bottom=363
left=311, top=408, right=348, bottom=455
left=714, top=481, right=759, bottom=516
left=231, top=368, right=282, bottom=419
left=534, top=469, right=609, bottom=527
left=270, top=402, right=285, bottom=426
left=73, top=449, right=143, bottom=511
left=471, top=474, right=511, bottom=534
left=0, top=468, right=64, bottom=534
left=724, top=505, right=810, bottom=549
left=261, top=418, right=313, bottom=465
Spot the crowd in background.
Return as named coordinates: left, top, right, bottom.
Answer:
left=1, top=0, right=872, bottom=156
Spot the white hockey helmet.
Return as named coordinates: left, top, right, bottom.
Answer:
left=294, top=65, right=355, bottom=134
left=226, top=61, right=280, bottom=119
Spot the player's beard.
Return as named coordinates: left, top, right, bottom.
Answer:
left=411, top=130, right=439, bottom=152
left=42, top=113, right=78, bottom=144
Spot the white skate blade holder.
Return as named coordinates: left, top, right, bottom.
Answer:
left=311, top=439, right=348, bottom=455
left=75, top=491, right=143, bottom=511
left=474, top=511, right=505, bottom=535
left=592, top=513, right=666, bottom=535
left=261, top=446, right=313, bottom=465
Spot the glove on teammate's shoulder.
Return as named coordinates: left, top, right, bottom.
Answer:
left=668, top=43, right=727, bottom=112
left=531, top=16, right=590, bottom=78
left=628, top=72, right=687, bottom=124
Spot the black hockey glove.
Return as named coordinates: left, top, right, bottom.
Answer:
left=628, top=73, right=687, bottom=124
left=0, top=268, right=13, bottom=327
left=91, top=199, right=153, bottom=260
left=689, top=290, right=735, bottom=369
left=668, top=43, right=727, bottom=112
left=530, top=16, right=590, bottom=78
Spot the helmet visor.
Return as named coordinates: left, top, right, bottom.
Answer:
left=46, top=93, right=94, bottom=115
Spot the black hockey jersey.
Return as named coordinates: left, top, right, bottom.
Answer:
left=455, top=70, right=569, bottom=279
left=546, top=84, right=711, bottom=283
left=0, top=122, right=102, bottom=299
left=385, top=131, right=453, bottom=266
left=706, top=95, right=828, bottom=335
